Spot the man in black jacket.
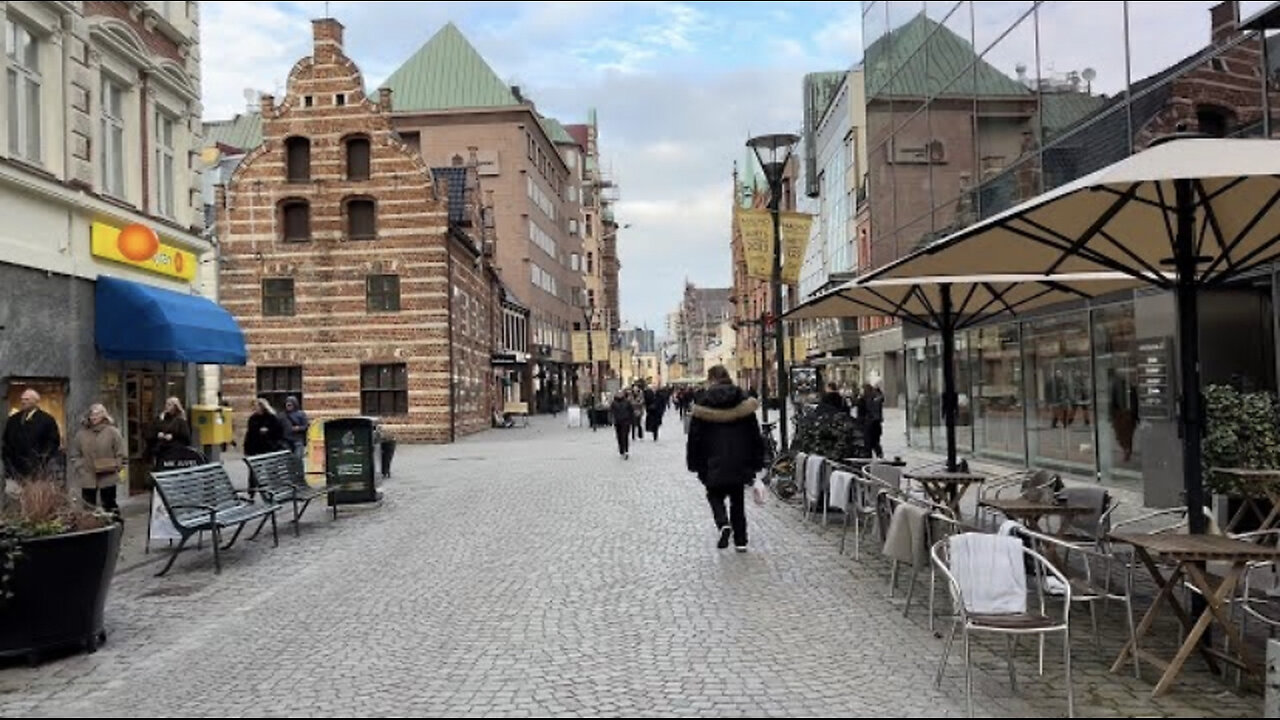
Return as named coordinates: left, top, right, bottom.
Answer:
left=2, top=389, right=62, bottom=480
left=686, top=365, right=765, bottom=551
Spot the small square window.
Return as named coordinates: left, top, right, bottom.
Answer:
left=303, top=95, right=313, bottom=108
left=335, top=93, right=346, bottom=106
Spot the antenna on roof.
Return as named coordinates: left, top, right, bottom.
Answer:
left=324, top=1, right=331, bottom=18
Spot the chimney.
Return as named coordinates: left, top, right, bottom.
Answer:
left=378, top=87, right=393, bottom=112
left=1210, top=1, right=1239, bottom=45
left=259, top=93, right=275, bottom=115
left=312, top=18, right=345, bottom=63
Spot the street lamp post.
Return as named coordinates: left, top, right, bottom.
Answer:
left=747, top=132, right=800, bottom=451
left=583, top=301, right=600, bottom=428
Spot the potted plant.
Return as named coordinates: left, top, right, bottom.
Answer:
left=1202, top=384, right=1280, bottom=531
left=0, top=467, right=122, bottom=664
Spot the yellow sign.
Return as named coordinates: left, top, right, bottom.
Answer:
left=571, top=331, right=610, bottom=363
left=781, top=212, right=814, bottom=286
left=784, top=335, right=810, bottom=363
left=736, top=208, right=774, bottom=281
left=91, top=221, right=197, bottom=281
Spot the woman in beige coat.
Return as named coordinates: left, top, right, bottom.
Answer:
left=69, top=403, right=126, bottom=515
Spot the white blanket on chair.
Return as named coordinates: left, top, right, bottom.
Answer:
left=805, top=456, right=824, bottom=506
left=949, top=533, right=1027, bottom=615
left=828, top=470, right=855, bottom=513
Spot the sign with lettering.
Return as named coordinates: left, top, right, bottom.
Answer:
left=91, top=221, right=197, bottom=281
left=1136, top=336, right=1174, bottom=420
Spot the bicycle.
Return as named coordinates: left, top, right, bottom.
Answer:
left=759, top=421, right=799, bottom=499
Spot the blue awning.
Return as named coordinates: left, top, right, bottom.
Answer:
left=95, top=276, right=247, bottom=365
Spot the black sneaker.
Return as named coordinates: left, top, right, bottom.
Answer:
left=717, top=526, right=732, bottom=549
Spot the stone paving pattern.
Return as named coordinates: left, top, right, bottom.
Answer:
left=0, top=409, right=1266, bottom=717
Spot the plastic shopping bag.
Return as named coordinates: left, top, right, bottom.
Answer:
left=751, top=477, right=768, bottom=506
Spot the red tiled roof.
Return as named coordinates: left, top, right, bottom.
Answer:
left=565, top=124, right=590, bottom=149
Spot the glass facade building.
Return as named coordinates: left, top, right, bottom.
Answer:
left=860, top=1, right=1280, bottom=498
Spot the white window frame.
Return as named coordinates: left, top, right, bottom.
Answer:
left=154, top=110, right=177, bottom=218
left=6, top=18, right=42, bottom=163
left=100, top=76, right=127, bottom=198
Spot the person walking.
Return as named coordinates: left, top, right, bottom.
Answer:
left=68, top=404, right=126, bottom=517
left=686, top=365, right=765, bottom=552
left=856, top=382, right=886, bottom=459
left=281, top=396, right=310, bottom=460
left=610, top=391, right=636, bottom=459
left=244, top=398, right=284, bottom=499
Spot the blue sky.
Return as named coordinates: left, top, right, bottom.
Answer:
left=200, top=1, right=1274, bottom=333
left=201, top=1, right=859, bottom=333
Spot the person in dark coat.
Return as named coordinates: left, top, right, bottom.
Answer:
left=244, top=398, right=284, bottom=456
left=153, top=396, right=192, bottom=461
left=610, top=391, right=636, bottom=459
left=2, top=388, right=62, bottom=480
left=820, top=382, right=848, bottom=412
left=644, top=387, right=667, bottom=441
left=686, top=365, right=765, bottom=551
left=856, top=383, right=885, bottom=459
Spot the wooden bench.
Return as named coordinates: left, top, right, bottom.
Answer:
left=244, top=450, right=334, bottom=532
left=150, top=463, right=281, bottom=576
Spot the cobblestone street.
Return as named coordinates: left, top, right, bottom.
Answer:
left=0, top=414, right=1265, bottom=717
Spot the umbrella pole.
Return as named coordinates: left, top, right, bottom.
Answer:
left=1174, top=178, right=1208, bottom=534
left=940, top=287, right=959, bottom=472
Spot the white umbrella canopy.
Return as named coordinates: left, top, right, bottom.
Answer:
left=866, top=137, right=1280, bottom=285
left=860, top=135, right=1280, bottom=532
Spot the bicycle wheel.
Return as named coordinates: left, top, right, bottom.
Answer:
left=768, top=453, right=798, bottom=499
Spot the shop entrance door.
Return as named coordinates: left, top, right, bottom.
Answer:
left=123, top=364, right=187, bottom=494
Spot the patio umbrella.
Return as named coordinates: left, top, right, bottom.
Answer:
left=785, top=273, right=1144, bottom=471
left=863, top=135, right=1280, bottom=532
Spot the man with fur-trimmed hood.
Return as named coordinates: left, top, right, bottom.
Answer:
left=686, top=364, right=765, bottom=551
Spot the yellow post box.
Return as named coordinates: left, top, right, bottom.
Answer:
left=190, top=405, right=234, bottom=446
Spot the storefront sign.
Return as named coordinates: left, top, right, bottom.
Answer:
left=91, top=221, right=197, bottom=281
left=324, top=418, right=377, bottom=504
left=1137, top=336, right=1174, bottom=420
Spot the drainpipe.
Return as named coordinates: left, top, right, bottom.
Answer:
left=140, top=71, right=150, bottom=214
left=446, top=230, right=457, bottom=443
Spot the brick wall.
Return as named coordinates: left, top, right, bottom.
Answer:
left=218, top=18, right=495, bottom=444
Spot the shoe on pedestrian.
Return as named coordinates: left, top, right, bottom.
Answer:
left=624, top=452, right=629, bottom=460
left=717, top=526, right=732, bottom=550
left=734, top=544, right=748, bottom=553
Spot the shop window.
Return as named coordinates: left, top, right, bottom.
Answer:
left=262, top=278, right=295, bottom=316
left=285, top=136, right=310, bottom=182
left=256, top=366, right=302, bottom=413
left=361, top=363, right=408, bottom=416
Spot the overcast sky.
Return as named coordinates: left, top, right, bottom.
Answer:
left=200, top=1, right=1276, bottom=333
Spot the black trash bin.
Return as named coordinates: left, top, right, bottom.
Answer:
left=324, top=417, right=381, bottom=506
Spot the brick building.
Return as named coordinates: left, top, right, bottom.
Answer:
left=217, top=19, right=500, bottom=443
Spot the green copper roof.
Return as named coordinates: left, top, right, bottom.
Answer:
left=865, top=13, right=1029, bottom=99
left=380, top=22, right=520, bottom=112
left=540, top=116, right=576, bottom=145
left=203, top=112, right=263, bottom=152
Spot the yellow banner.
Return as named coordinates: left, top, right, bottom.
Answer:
left=780, top=212, right=814, bottom=286
left=784, top=335, right=810, bottom=364
left=571, top=331, right=610, bottom=363
left=91, top=221, right=197, bottom=281
left=736, top=208, right=773, bottom=281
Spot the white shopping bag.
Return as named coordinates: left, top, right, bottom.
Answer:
left=751, top=478, right=768, bottom=506
left=149, top=489, right=182, bottom=543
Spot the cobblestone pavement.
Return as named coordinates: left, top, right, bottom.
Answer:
left=0, top=412, right=1265, bottom=717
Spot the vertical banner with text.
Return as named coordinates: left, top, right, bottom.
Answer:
left=780, top=212, right=814, bottom=286
left=736, top=208, right=774, bottom=281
